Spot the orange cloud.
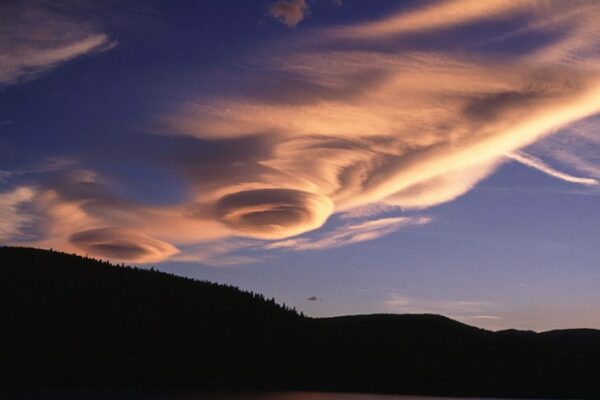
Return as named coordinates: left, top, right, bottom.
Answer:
left=268, top=0, right=309, bottom=27
left=215, top=188, right=333, bottom=239
left=326, top=0, right=536, bottom=40
left=69, top=227, right=179, bottom=263
left=6, top=0, right=600, bottom=264
left=0, top=2, right=115, bottom=85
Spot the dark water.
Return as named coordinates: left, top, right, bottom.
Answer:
left=186, top=393, right=524, bottom=400
left=16, top=391, right=543, bottom=400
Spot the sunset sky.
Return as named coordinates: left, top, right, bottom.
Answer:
left=2, top=0, right=600, bottom=331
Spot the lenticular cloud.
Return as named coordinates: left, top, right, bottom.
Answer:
left=6, top=0, right=600, bottom=263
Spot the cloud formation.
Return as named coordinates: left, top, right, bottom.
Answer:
left=167, top=55, right=600, bottom=244
left=69, top=227, right=179, bottom=263
left=508, top=151, right=599, bottom=186
left=384, top=293, right=503, bottom=328
left=327, top=0, right=535, bottom=40
left=520, top=116, right=600, bottom=184
left=0, top=187, right=34, bottom=241
left=268, top=0, right=309, bottom=27
left=215, top=188, right=333, bottom=239
left=0, top=1, right=115, bottom=85
left=266, top=216, right=430, bottom=251
left=5, top=0, right=600, bottom=264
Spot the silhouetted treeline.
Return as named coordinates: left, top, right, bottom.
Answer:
left=1, top=246, right=600, bottom=399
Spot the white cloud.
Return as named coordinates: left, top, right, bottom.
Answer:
left=508, top=151, right=599, bottom=186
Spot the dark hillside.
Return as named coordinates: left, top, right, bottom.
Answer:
left=1, top=247, right=600, bottom=398
left=1, top=246, right=300, bottom=387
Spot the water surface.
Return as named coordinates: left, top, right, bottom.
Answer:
left=15, top=391, right=552, bottom=400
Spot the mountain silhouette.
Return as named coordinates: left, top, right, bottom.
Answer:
left=2, top=246, right=599, bottom=399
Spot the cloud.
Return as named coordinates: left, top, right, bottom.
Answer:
left=268, top=0, right=309, bottom=27
left=168, top=51, right=600, bottom=235
left=0, top=187, right=35, bottom=242
left=0, top=1, right=115, bottom=85
left=13, top=169, right=226, bottom=263
left=215, top=188, right=333, bottom=239
left=69, top=227, right=179, bottom=263
left=523, top=3, right=600, bottom=66
left=507, top=151, right=599, bottom=186
left=383, top=293, right=502, bottom=328
left=6, top=0, right=600, bottom=264
left=326, top=0, right=536, bottom=40
left=307, top=296, right=318, bottom=301
left=519, top=116, right=600, bottom=183
left=0, top=171, right=11, bottom=183
left=170, top=240, right=259, bottom=266
left=266, top=216, right=431, bottom=251
left=384, top=294, right=493, bottom=313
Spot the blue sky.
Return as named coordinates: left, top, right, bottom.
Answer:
left=2, top=0, right=600, bottom=331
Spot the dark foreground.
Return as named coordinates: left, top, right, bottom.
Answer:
left=1, top=247, right=599, bottom=399
left=1, top=390, right=557, bottom=400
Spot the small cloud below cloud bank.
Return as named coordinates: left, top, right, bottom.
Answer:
left=384, top=293, right=504, bottom=329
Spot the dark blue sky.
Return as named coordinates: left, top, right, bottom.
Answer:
left=2, top=0, right=600, bottom=331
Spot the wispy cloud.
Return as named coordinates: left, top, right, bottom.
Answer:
left=383, top=293, right=501, bottom=328
left=266, top=216, right=431, bottom=251
left=170, top=240, right=260, bottom=266
left=326, top=0, right=536, bottom=40
left=520, top=116, right=600, bottom=185
left=0, top=1, right=116, bottom=85
left=384, top=294, right=493, bottom=313
left=507, top=151, right=599, bottom=186
left=0, top=187, right=35, bottom=242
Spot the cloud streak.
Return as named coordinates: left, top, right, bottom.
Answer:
left=383, top=293, right=504, bottom=328
left=508, top=151, right=599, bottom=186
left=0, top=1, right=115, bottom=85
left=326, top=0, right=535, bottom=40
left=266, top=216, right=431, bottom=251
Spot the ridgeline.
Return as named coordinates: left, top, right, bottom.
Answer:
left=1, top=246, right=599, bottom=398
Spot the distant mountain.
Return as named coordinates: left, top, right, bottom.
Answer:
left=2, top=246, right=599, bottom=399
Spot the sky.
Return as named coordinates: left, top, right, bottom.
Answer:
left=2, top=0, right=600, bottom=331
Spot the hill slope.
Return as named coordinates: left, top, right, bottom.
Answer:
left=1, top=247, right=600, bottom=398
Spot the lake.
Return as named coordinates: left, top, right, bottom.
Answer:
left=191, top=393, right=526, bottom=400
left=10, top=391, right=551, bottom=400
